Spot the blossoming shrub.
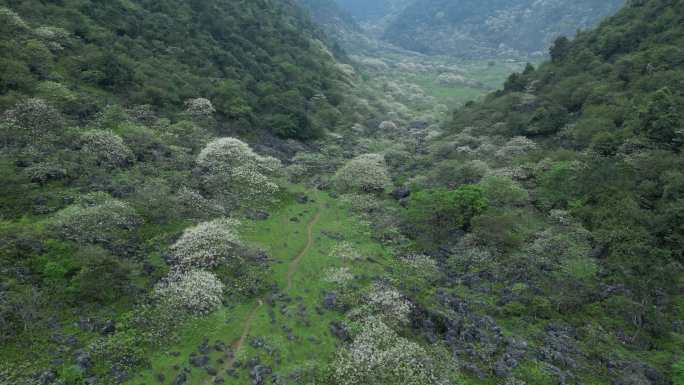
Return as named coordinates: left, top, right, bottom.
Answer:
left=49, top=192, right=143, bottom=248
left=184, top=98, right=215, bottom=119
left=364, top=283, right=413, bottom=325
left=339, top=193, right=381, bottom=214
left=332, top=317, right=443, bottom=385
left=153, top=270, right=224, bottom=315
left=176, top=187, right=225, bottom=219
left=334, top=154, right=392, bottom=194
left=81, top=130, right=134, bottom=168
left=168, top=218, right=243, bottom=270
left=323, top=267, right=354, bottom=286
left=1, top=98, right=63, bottom=146
left=197, top=137, right=281, bottom=209
left=329, top=242, right=363, bottom=262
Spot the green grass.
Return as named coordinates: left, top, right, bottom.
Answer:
left=127, top=186, right=392, bottom=384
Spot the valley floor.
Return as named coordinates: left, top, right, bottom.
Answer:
left=128, top=187, right=392, bottom=385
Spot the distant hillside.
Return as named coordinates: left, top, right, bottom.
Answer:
left=295, top=0, right=360, bottom=55
left=0, top=0, right=347, bottom=139
left=383, top=0, right=625, bottom=58
left=333, top=0, right=414, bottom=23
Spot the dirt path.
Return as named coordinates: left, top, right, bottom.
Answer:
left=205, top=209, right=321, bottom=384
left=286, top=210, right=321, bottom=292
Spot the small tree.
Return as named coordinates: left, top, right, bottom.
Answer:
left=2, top=98, right=63, bottom=146
left=405, top=185, right=488, bottom=243
left=197, top=138, right=281, bottom=209
left=334, top=154, right=392, bottom=194
left=153, top=270, right=224, bottom=315
left=168, top=218, right=243, bottom=270
left=332, top=317, right=445, bottom=385
left=81, top=130, right=134, bottom=168
left=49, top=192, right=143, bottom=247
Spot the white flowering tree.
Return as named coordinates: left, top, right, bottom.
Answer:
left=49, top=192, right=143, bottom=247
left=1, top=98, right=63, bottom=146
left=168, top=218, right=243, bottom=270
left=81, top=130, right=134, bottom=168
left=153, top=270, right=224, bottom=315
left=332, top=317, right=445, bottom=385
left=196, top=138, right=281, bottom=209
left=334, top=154, right=392, bottom=194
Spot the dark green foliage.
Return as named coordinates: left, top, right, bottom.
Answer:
left=405, top=185, right=488, bottom=244
left=0, top=0, right=346, bottom=139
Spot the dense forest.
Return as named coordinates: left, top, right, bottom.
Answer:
left=0, top=0, right=683, bottom=385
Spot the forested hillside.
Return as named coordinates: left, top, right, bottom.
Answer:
left=0, top=0, right=348, bottom=139
left=383, top=0, right=625, bottom=57
left=1, top=0, right=683, bottom=385
left=391, top=0, right=683, bottom=382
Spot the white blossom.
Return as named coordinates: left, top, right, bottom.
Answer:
left=197, top=138, right=281, bottom=208
left=184, top=98, right=215, bottom=119
left=333, top=317, right=444, bottom=385
left=323, top=267, right=354, bottom=286
left=49, top=193, right=143, bottom=245
left=2, top=98, right=63, bottom=145
left=169, top=218, right=243, bottom=270
left=153, top=270, right=224, bottom=315
left=81, top=130, right=134, bottom=167
left=334, top=154, right=392, bottom=194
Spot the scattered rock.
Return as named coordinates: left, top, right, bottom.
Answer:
left=172, top=372, right=187, bottom=385
left=323, top=292, right=338, bottom=309
left=189, top=355, right=210, bottom=367
left=245, top=209, right=269, bottom=221
left=330, top=321, right=351, bottom=341
left=391, top=186, right=411, bottom=200
left=100, top=320, right=116, bottom=334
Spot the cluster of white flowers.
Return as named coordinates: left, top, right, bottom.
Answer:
left=153, top=270, right=224, bottom=315
left=3, top=98, right=63, bottom=145
left=495, top=136, right=537, bottom=161
left=334, top=154, right=392, bottom=194
left=339, top=193, right=381, bottom=214
left=333, top=316, right=441, bottom=385
left=378, top=121, right=398, bottom=131
left=49, top=193, right=143, bottom=245
left=33, top=26, right=69, bottom=51
left=176, top=187, right=225, bottom=219
left=168, top=218, right=243, bottom=270
left=329, top=242, right=363, bottom=262
left=364, top=283, right=413, bottom=325
left=23, top=162, right=67, bottom=184
left=184, top=98, right=215, bottom=119
left=81, top=130, right=134, bottom=167
left=323, top=267, right=354, bottom=286
left=197, top=138, right=281, bottom=208
left=400, top=254, right=438, bottom=274
left=0, top=7, right=28, bottom=31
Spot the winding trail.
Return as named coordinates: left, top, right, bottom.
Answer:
left=286, top=210, right=321, bottom=292
left=205, top=209, right=321, bottom=384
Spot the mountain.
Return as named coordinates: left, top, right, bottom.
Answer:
left=383, top=0, right=625, bottom=58
left=399, top=0, right=683, bottom=381
left=333, top=0, right=414, bottom=23
left=0, top=0, right=348, bottom=139
left=295, top=0, right=361, bottom=54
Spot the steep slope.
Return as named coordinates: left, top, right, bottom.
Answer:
left=0, top=0, right=347, bottom=139
left=383, top=0, right=625, bottom=58
left=391, top=0, right=683, bottom=382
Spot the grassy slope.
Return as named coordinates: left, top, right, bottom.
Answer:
left=128, top=187, right=392, bottom=385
